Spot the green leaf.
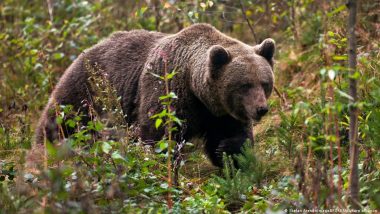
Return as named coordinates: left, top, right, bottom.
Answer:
left=88, top=121, right=104, bottom=131
left=30, top=49, right=38, bottom=55
left=94, top=121, right=103, bottom=131
left=158, top=109, right=167, bottom=117
left=349, top=71, right=361, bottom=79
left=160, top=142, right=168, bottom=150
left=327, top=5, right=347, bottom=17
left=155, top=141, right=168, bottom=153
left=337, top=89, right=354, bottom=101
left=53, top=52, right=65, bottom=60
left=102, top=142, right=112, bottom=154
left=149, top=72, right=164, bottom=80
left=160, top=182, right=169, bottom=189
left=173, top=118, right=182, bottom=126
left=165, top=71, right=177, bottom=80
left=155, top=118, right=163, bottom=129
left=65, top=119, right=76, bottom=128
left=111, top=151, right=126, bottom=162
left=56, top=116, right=63, bottom=125
left=169, top=92, right=177, bottom=99
left=327, top=31, right=335, bottom=37
left=332, top=55, right=348, bottom=61
left=159, top=92, right=178, bottom=100
left=135, top=6, right=148, bottom=17
left=46, top=141, right=57, bottom=158
left=320, top=68, right=327, bottom=76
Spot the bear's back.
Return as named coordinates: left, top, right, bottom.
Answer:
left=86, top=30, right=169, bottom=123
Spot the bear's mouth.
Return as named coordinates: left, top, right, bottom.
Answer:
left=230, top=110, right=262, bottom=124
left=247, top=109, right=267, bottom=122
left=250, top=114, right=263, bottom=122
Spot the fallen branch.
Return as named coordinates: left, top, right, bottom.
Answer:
left=274, top=86, right=288, bottom=107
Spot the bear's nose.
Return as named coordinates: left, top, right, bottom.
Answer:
left=257, top=106, right=269, bottom=117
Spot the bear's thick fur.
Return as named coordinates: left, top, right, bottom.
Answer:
left=36, top=24, right=275, bottom=167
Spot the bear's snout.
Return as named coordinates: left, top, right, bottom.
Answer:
left=241, top=88, right=269, bottom=121
left=256, top=106, right=269, bottom=118
left=248, top=106, right=268, bottom=121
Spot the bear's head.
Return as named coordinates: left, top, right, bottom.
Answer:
left=203, top=38, right=275, bottom=123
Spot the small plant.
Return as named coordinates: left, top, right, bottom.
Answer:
left=212, top=141, right=270, bottom=211
left=0, top=161, right=16, bottom=182
left=150, top=58, right=183, bottom=210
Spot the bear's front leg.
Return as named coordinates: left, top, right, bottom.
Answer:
left=204, top=116, right=253, bottom=167
left=206, top=135, right=252, bottom=168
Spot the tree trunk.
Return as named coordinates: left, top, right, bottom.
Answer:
left=347, top=0, right=360, bottom=209
left=290, top=0, right=301, bottom=49
left=152, top=0, right=161, bottom=31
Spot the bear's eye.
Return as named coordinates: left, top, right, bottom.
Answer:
left=262, top=82, right=269, bottom=89
left=262, top=82, right=272, bottom=95
left=239, top=83, right=253, bottom=93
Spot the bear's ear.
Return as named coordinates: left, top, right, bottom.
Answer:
left=254, top=38, right=275, bottom=63
left=208, top=45, right=231, bottom=70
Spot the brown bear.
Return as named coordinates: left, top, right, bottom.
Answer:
left=35, top=23, right=275, bottom=167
